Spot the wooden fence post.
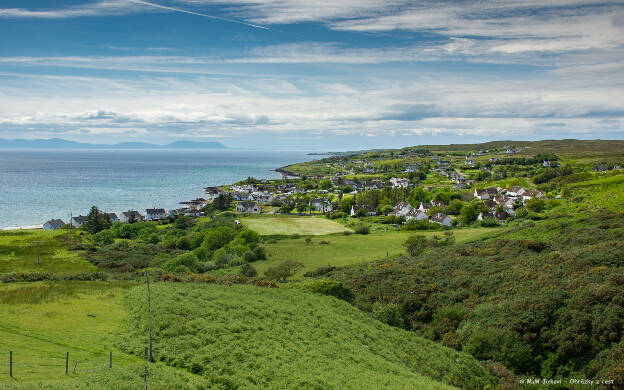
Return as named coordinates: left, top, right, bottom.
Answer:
left=109, top=351, right=113, bottom=368
left=9, top=351, right=12, bottom=377
left=65, top=352, right=69, bottom=375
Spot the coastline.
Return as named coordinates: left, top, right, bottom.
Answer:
left=1, top=150, right=316, bottom=230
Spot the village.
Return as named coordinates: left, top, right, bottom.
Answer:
left=40, top=143, right=592, bottom=231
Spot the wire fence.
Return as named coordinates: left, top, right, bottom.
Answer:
left=2, top=351, right=114, bottom=378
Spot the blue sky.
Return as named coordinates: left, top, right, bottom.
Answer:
left=0, top=0, right=623, bottom=150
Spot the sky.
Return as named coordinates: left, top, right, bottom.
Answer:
left=0, top=0, right=623, bottom=150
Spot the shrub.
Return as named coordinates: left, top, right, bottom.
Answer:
left=354, top=225, right=370, bottom=235
left=372, top=302, right=404, bottom=328
left=514, top=207, right=529, bottom=218
left=307, top=279, right=353, bottom=301
left=163, top=252, right=201, bottom=273
left=264, top=260, right=304, bottom=282
left=480, top=217, right=499, bottom=227
left=240, top=263, right=258, bottom=277
left=304, top=266, right=337, bottom=277
left=252, top=246, right=267, bottom=260
left=243, top=250, right=257, bottom=263
left=92, top=230, right=114, bottom=245
left=404, top=235, right=427, bottom=256
left=525, top=197, right=546, bottom=212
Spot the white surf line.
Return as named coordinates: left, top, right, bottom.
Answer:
left=127, top=0, right=270, bottom=30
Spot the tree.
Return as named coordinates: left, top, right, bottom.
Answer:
left=213, top=194, right=233, bottom=210
left=83, top=206, right=111, bottom=234
left=296, top=203, right=308, bottom=214
left=526, top=198, right=546, bottom=213
left=404, top=235, right=427, bottom=256
left=447, top=199, right=464, bottom=215
left=264, top=260, right=304, bottom=282
left=460, top=203, right=479, bottom=225
left=318, top=179, right=332, bottom=190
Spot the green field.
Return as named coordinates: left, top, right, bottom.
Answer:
left=120, top=283, right=497, bottom=389
left=0, top=281, right=137, bottom=385
left=240, top=215, right=350, bottom=235
left=255, top=227, right=504, bottom=277
left=0, top=230, right=97, bottom=275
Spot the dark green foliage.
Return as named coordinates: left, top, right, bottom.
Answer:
left=82, top=206, right=112, bottom=234
left=264, top=260, right=304, bottom=282
left=201, top=226, right=236, bottom=250
left=326, top=210, right=624, bottom=379
left=253, top=246, right=266, bottom=260
left=354, top=224, right=370, bottom=234
left=460, top=203, right=479, bottom=225
left=404, top=235, right=427, bottom=256
left=240, top=263, right=258, bottom=277
left=243, top=249, right=257, bottom=262
left=306, top=279, right=354, bottom=301
left=92, top=230, right=114, bottom=245
left=213, top=193, right=233, bottom=210
left=400, top=220, right=442, bottom=231
left=525, top=197, right=546, bottom=212
left=162, top=252, right=200, bottom=273
left=480, top=217, right=499, bottom=227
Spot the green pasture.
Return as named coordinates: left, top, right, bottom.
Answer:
left=0, top=281, right=137, bottom=385
left=0, top=230, right=97, bottom=275
left=255, top=227, right=504, bottom=277
left=241, top=215, right=350, bottom=235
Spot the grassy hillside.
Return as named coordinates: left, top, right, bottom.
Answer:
left=240, top=215, right=350, bottom=235
left=0, top=281, right=137, bottom=385
left=255, top=227, right=504, bottom=277
left=119, top=283, right=498, bottom=390
left=0, top=230, right=97, bottom=275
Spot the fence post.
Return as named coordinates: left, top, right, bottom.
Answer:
left=109, top=351, right=113, bottom=369
left=9, top=351, right=12, bottom=377
left=65, top=352, right=69, bottom=375
left=144, top=346, right=148, bottom=390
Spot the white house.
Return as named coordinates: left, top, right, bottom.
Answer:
left=389, top=177, right=409, bottom=188
left=146, top=208, right=167, bottom=221
left=429, top=213, right=452, bottom=227
left=311, top=198, right=332, bottom=213
left=43, top=219, right=65, bottom=230
left=405, top=209, right=428, bottom=221
left=71, top=215, right=87, bottom=227
left=474, top=188, right=491, bottom=200
left=506, top=186, right=526, bottom=197
left=236, top=201, right=261, bottom=213
left=391, top=202, right=414, bottom=217
left=120, top=210, right=144, bottom=223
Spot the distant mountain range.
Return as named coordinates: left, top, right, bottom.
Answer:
left=0, top=138, right=227, bottom=149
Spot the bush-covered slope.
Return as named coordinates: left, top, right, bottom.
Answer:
left=119, top=283, right=498, bottom=389
left=326, top=210, right=624, bottom=385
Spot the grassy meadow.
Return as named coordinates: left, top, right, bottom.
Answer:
left=0, top=230, right=97, bottom=275
left=0, top=281, right=137, bottom=385
left=119, top=283, right=497, bottom=390
left=255, top=227, right=505, bottom=277
left=240, top=214, right=350, bottom=235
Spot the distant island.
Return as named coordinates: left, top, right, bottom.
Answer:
left=0, top=138, right=227, bottom=149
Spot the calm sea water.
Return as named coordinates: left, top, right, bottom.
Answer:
left=0, top=149, right=316, bottom=228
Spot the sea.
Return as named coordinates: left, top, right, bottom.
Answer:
left=0, top=149, right=317, bottom=229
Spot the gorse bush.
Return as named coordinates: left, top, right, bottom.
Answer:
left=326, top=210, right=624, bottom=379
